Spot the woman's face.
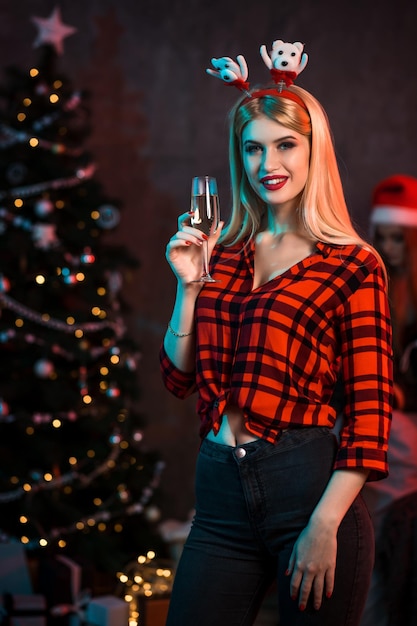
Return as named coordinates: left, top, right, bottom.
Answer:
left=374, top=224, right=407, bottom=269
left=241, top=115, right=310, bottom=214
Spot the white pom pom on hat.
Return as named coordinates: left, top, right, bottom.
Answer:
left=370, top=174, right=417, bottom=228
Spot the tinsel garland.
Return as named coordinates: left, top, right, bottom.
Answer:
left=0, top=292, right=124, bottom=335
left=0, top=458, right=165, bottom=549
left=0, top=163, right=96, bottom=200
left=0, top=123, right=82, bottom=156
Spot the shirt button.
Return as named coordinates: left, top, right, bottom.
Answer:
left=235, top=447, right=246, bottom=458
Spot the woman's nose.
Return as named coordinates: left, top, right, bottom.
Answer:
left=380, top=239, right=395, bottom=257
left=262, top=148, right=280, bottom=171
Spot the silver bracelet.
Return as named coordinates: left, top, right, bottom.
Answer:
left=167, top=321, right=194, bottom=338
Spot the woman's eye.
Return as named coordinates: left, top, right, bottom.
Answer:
left=279, top=141, right=295, bottom=150
left=244, top=144, right=262, bottom=154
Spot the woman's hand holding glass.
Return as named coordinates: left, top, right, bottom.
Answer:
left=166, top=176, right=222, bottom=285
left=166, top=210, right=223, bottom=286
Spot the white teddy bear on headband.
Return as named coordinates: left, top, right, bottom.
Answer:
left=206, top=55, right=250, bottom=94
left=260, top=40, right=308, bottom=87
left=206, top=39, right=308, bottom=95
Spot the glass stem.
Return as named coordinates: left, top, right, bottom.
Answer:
left=202, top=240, right=210, bottom=277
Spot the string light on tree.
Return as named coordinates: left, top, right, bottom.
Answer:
left=0, top=9, right=161, bottom=577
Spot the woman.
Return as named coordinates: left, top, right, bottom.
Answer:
left=160, top=44, right=393, bottom=626
left=370, top=175, right=417, bottom=412
left=360, top=174, right=417, bottom=626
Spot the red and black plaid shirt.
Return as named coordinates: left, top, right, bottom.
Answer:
left=160, top=239, right=393, bottom=480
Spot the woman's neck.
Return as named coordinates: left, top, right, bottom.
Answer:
left=263, top=205, right=300, bottom=238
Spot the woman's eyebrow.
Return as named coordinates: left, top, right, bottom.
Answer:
left=243, top=134, right=297, bottom=144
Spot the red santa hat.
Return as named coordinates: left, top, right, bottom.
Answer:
left=370, top=174, right=417, bottom=228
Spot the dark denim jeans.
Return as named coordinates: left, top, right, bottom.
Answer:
left=166, top=427, right=374, bottom=626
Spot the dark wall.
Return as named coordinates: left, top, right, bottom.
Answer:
left=1, top=0, right=416, bottom=520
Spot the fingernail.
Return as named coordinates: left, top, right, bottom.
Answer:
left=299, top=604, right=305, bottom=612
left=326, top=591, right=332, bottom=599
left=285, top=569, right=290, bottom=576
left=185, top=241, right=192, bottom=246
left=201, top=233, right=208, bottom=240
left=188, top=210, right=194, bottom=214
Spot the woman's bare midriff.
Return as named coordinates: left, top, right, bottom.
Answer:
left=205, top=405, right=260, bottom=446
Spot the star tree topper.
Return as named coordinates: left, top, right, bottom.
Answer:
left=32, top=7, right=77, bottom=55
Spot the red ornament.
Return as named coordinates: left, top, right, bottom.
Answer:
left=0, top=275, right=11, bottom=293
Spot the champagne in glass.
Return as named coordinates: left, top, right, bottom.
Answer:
left=190, top=176, right=220, bottom=283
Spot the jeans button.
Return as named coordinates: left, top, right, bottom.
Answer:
left=235, top=447, right=246, bottom=458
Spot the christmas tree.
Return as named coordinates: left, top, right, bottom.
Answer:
left=0, top=8, right=164, bottom=577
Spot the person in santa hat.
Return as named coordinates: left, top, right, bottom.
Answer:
left=361, top=173, right=417, bottom=626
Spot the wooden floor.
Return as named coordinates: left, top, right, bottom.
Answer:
left=254, top=591, right=280, bottom=626
left=254, top=607, right=279, bottom=625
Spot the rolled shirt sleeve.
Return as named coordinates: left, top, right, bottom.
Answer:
left=336, top=261, right=393, bottom=480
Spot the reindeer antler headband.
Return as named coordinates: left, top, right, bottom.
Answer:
left=206, top=39, right=308, bottom=111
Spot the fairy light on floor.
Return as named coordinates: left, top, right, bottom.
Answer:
left=116, top=551, right=174, bottom=626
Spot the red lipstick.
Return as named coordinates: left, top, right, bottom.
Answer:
left=260, top=175, right=287, bottom=191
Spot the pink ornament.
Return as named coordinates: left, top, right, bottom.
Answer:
left=35, top=83, right=48, bottom=95
left=32, top=224, right=58, bottom=249
left=34, top=358, right=54, bottom=378
left=133, top=430, right=143, bottom=442
left=64, top=92, right=81, bottom=111
left=34, top=199, right=54, bottom=217
left=126, top=357, right=137, bottom=371
left=118, top=489, right=129, bottom=503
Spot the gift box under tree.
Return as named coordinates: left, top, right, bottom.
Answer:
left=0, top=544, right=47, bottom=626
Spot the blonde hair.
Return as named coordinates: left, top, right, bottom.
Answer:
left=221, top=85, right=384, bottom=274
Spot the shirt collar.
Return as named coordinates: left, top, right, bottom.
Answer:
left=315, top=241, right=332, bottom=258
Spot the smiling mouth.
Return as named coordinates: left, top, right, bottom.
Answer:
left=261, top=177, right=287, bottom=189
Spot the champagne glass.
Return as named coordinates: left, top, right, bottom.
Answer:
left=190, top=175, right=220, bottom=283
